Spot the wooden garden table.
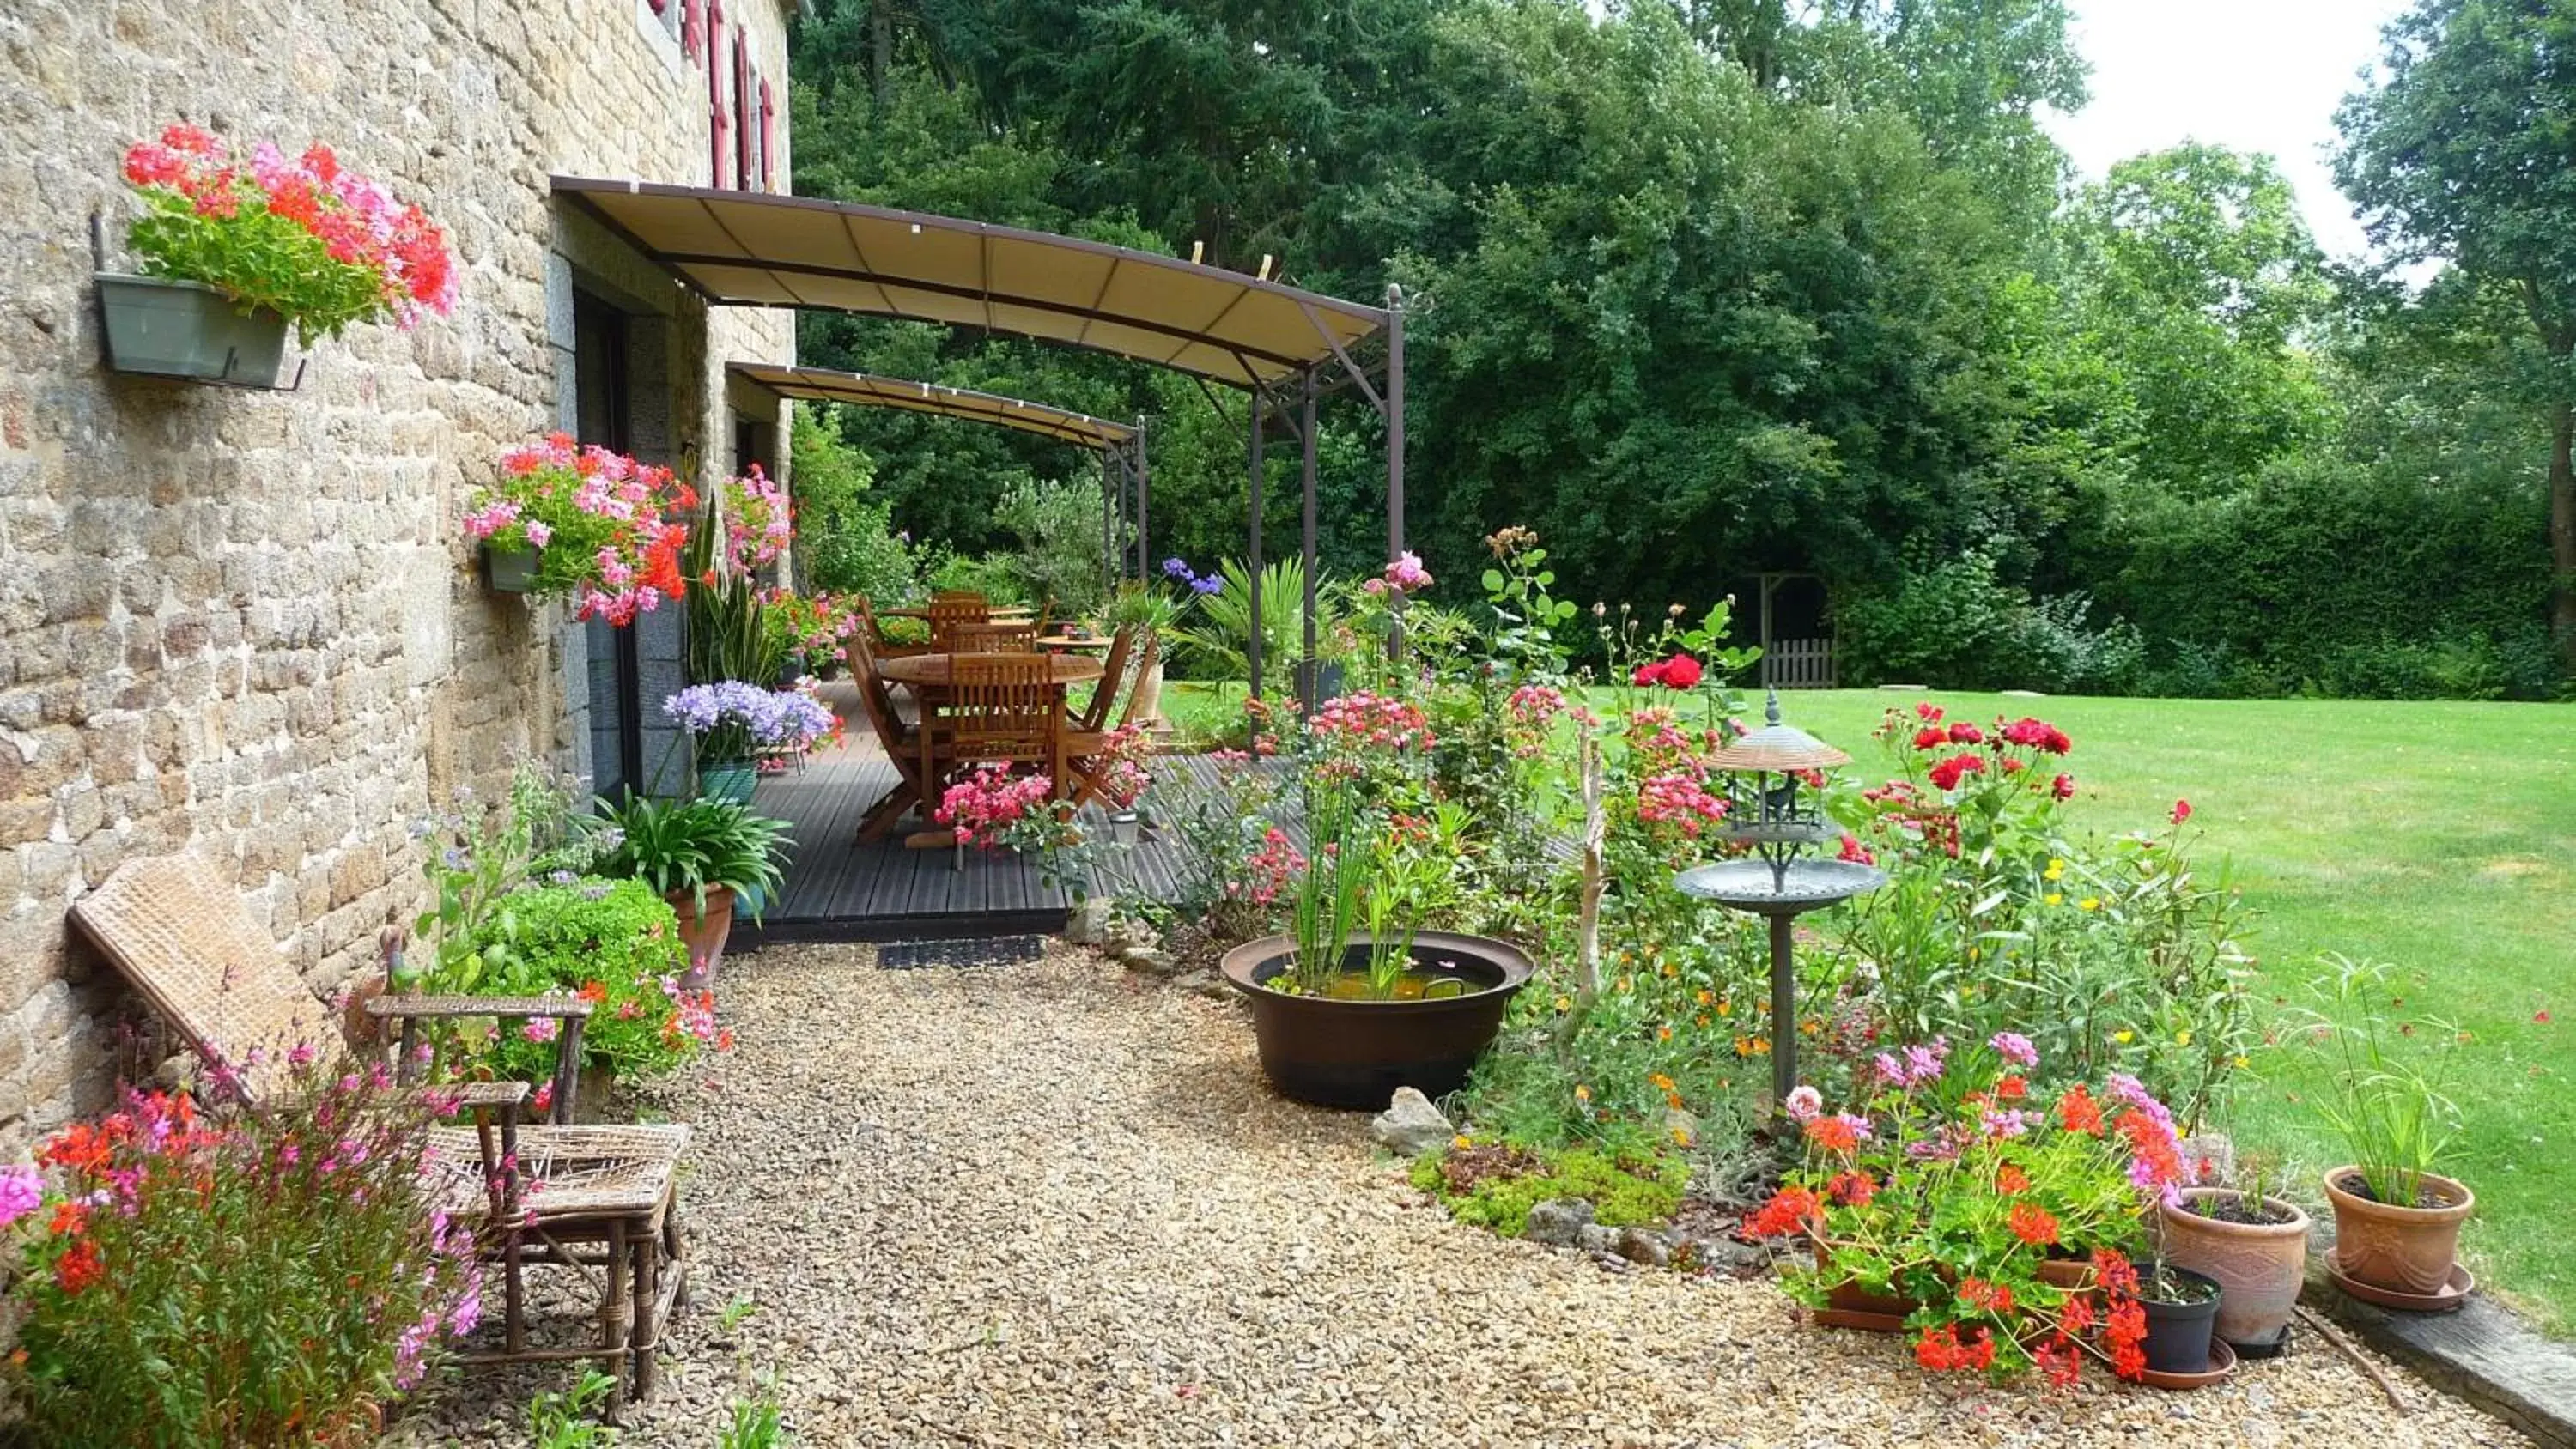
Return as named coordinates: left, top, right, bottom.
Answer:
left=874, top=652, right=1103, bottom=690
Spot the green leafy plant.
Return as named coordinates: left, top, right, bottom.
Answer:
left=410, top=782, right=538, bottom=991
left=720, top=1386, right=788, bottom=1449
left=8, top=1071, right=480, bottom=1447
left=1409, top=1141, right=1686, bottom=1237
left=2285, top=954, right=2464, bottom=1206
left=1176, top=556, right=1335, bottom=694
left=467, top=880, right=714, bottom=1087
left=687, top=500, right=787, bottom=688
left=526, top=1369, right=621, bottom=1448
left=584, top=793, right=791, bottom=919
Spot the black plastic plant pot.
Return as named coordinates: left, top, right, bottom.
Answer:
left=2140, top=1264, right=2224, bottom=1375
left=1218, top=931, right=1533, bottom=1109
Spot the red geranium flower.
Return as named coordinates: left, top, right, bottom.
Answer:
left=2008, top=1201, right=2061, bottom=1246
left=55, top=1239, right=104, bottom=1295
left=1745, top=1185, right=1822, bottom=1239
left=2056, top=1084, right=2104, bottom=1136
left=1826, top=1170, right=1879, bottom=1207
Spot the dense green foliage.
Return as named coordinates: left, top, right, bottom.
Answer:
left=1407, top=1142, right=1689, bottom=1238
left=784, top=0, right=2568, bottom=697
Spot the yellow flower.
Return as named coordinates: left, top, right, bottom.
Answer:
left=1717, top=1000, right=1732, bottom=1017
left=1554, top=995, right=1572, bottom=1013
left=2044, top=892, right=2063, bottom=906
left=1618, top=975, right=1633, bottom=992
left=2175, top=1029, right=2194, bottom=1047
left=1662, top=962, right=1678, bottom=978
left=2079, top=897, right=2101, bottom=912
left=1695, top=989, right=1713, bottom=1006
left=2113, top=1029, right=2135, bottom=1045
left=1453, top=1134, right=1474, bottom=1150
left=1574, top=1083, right=1592, bottom=1102
left=1694, top=1014, right=1711, bottom=1028
left=2232, top=1054, right=2251, bottom=1070
left=1672, top=1125, right=1694, bottom=1147
left=1656, top=1025, right=1674, bottom=1042
left=2044, top=858, right=2065, bottom=882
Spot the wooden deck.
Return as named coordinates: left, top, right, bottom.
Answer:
left=737, top=721, right=1235, bottom=943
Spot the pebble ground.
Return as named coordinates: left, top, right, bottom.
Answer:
left=392, top=942, right=2533, bottom=1449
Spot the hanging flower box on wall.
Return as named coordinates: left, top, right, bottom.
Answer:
left=100, top=123, right=455, bottom=388
left=479, top=542, right=541, bottom=594
left=96, top=274, right=290, bottom=386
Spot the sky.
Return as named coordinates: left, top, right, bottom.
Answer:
left=2040, top=0, right=2415, bottom=261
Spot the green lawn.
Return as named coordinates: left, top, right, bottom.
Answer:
left=1163, top=682, right=2576, bottom=1334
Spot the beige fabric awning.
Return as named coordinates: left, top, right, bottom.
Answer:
left=556, top=177, right=1388, bottom=388
left=729, top=363, right=1136, bottom=452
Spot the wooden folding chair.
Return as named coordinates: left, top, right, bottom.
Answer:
left=1066, top=633, right=1159, bottom=809
left=926, top=652, right=1066, bottom=810
left=925, top=594, right=989, bottom=648
left=943, top=620, right=1039, bottom=654
left=846, top=630, right=939, bottom=841
left=854, top=595, right=931, bottom=660
left=69, top=855, right=690, bottom=1414
left=1073, top=626, right=1139, bottom=733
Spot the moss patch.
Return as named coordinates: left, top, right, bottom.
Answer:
left=1412, top=1143, right=1687, bottom=1237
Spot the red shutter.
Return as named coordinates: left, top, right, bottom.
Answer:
left=706, top=0, right=728, bottom=188
left=760, top=76, right=776, bottom=191
left=682, top=0, right=702, bottom=59
left=733, top=34, right=752, bottom=191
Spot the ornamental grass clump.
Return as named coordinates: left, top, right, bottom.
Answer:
left=1744, top=1032, right=2191, bottom=1385
left=5, top=1066, right=479, bottom=1447
left=119, top=124, right=456, bottom=336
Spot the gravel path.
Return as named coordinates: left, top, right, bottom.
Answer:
left=395, top=942, right=2532, bottom=1448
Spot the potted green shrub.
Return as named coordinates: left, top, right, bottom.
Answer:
left=463, top=877, right=728, bottom=1116
left=2293, top=955, right=2475, bottom=1302
left=104, top=125, right=453, bottom=385
left=583, top=794, right=789, bottom=990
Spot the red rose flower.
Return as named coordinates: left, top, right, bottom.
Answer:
left=1947, top=721, right=1984, bottom=744
left=2050, top=772, right=2075, bottom=801
left=1911, top=726, right=1945, bottom=750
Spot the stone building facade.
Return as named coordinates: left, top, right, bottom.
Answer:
left=0, top=0, right=799, bottom=1146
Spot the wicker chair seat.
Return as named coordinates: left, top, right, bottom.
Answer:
left=430, top=1124, right=689, bottom=1224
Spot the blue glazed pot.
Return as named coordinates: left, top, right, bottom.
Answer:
left=698, top=761, right=757, bottom=805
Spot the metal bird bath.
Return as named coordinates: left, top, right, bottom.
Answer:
left=1673, top=692, right=1886, bottom=1111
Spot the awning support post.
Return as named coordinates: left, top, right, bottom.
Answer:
left=1300, top=365, right=1320, bottom=715
left=1386, top=282, right=1407, bottom=665
left=1247, top=385, right=1265, bottom=726
left=1135, top=421, right=1151, bottom=584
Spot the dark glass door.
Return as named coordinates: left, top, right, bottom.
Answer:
left=574, top=292, right=646, bottom=799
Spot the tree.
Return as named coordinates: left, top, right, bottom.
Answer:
left=2336, top=0, right=2576, bottom=664
left=2058, top=144, right=2336, bottom=500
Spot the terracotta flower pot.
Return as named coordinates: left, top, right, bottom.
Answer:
left=1809, top=1240, right=1920, bottom=1331
left=666, top=884, right=737, bottom=991
left=2323, top=1166, right=2473, bottom=1297
left=2159, top=1188, right=2309, bottom=1347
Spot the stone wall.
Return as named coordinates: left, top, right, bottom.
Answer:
left=0, top=0, right=797, bottom=1147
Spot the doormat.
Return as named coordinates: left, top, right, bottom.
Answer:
left=876, top=936, right=1048, bottom=971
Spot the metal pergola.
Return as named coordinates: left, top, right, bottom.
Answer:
left=726, top=362, right=1153, bottom=582
left=558, top=177, right=1406, bottom=708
